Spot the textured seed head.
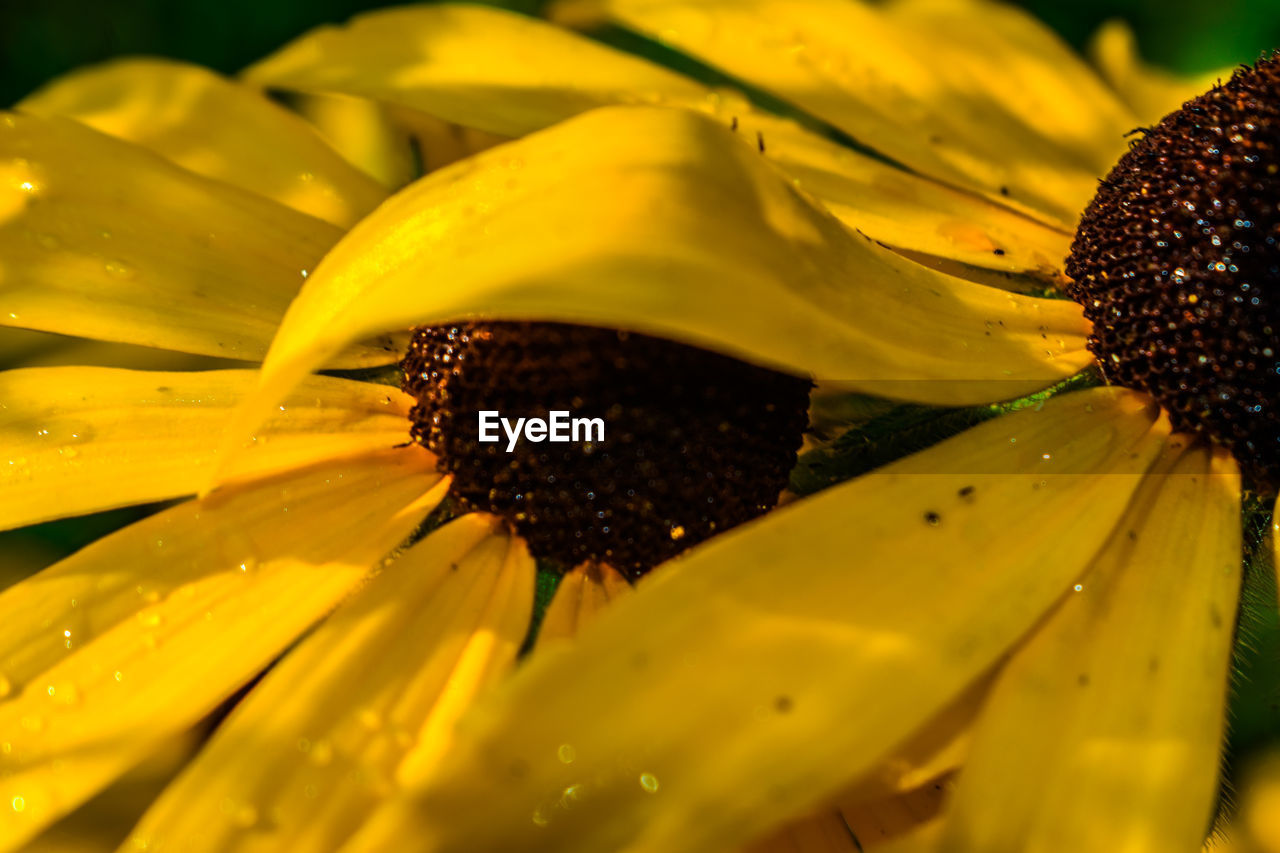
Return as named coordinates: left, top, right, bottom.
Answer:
left=1066, top=54, right=1280, bottom=488
left=402, top=322, right=811, bottom=578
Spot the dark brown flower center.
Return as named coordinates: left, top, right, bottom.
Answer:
left=1066, top=54, right=1280, bottom=488
left=401, top=322, right=811, bottom=578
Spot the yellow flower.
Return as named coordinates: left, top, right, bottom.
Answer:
left=0, top=3, right=1267, bottom=853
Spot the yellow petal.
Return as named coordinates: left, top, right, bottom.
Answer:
left=288, top=92, right=420, bottom=189
left=1275, top=494, right=1280, bottom=593
left=244, top=3, right=1073, bottom=278
left=1089, top=21, right=1230, bottom=126
left=748, top=110, right=1074, bottom=282
left=0, top=447, right=445, bottom=851
left=938, top=442, right=1241, bottom=852
left=289, top=92, right=510, bottom=192
left=744, top=810, right=859, bottom=853
left=20, top=59, right=389, bottom=229
left=536, top=562, right=632, bottom=646
left=841, top=781, right=950, bottom=852
left=343, top=388, right=1168, bottom=853
left=0, top=327, right=246, bottom=372
left=123, top=514, right=533, bottom=853
left=222, top=106, right=1091, bottom=470
left=0, top=368, right=414, bottom=532
left=0, top=113, right=395, bottom=367
left=605, top=0, right=1133, bottom=226
left=839, top=676, right=987, bottom=802
left=242, top=4, right=707, bottom=139
left=17, top=729, right=198, bottom=853
left=1236, top=752, right=1280, bottom=853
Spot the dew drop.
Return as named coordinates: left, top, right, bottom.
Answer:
left=639, top=773, right=660, bottom=793
left=309, top=739, right=334, bottom=767
left=46, top=681, right=79, bottom=706
left=11, top=796, right=24, bottom=813
left=232, top=803, right=259, bottom=829
left=103, top=260, right=135, bottom=280
left=557, top=743, right=576, bottom=764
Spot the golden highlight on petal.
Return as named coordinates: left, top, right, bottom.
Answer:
left=0, top=113, right=396, bottom=367
left=221, top=106, right=1092, bottom=479
left=939, top=441, right=1242, bottom=852
left=342, top=388, right=1167, bottom=853
left=20, top=59, right=389, bottom=228
left=0, top=448, right=445, bottom=851
left=125, top=514, right=533, bottom=853
left=0, top=368, right=417, bottom=532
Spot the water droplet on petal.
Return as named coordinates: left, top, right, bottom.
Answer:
left=46, top=681, right=79, bottom=706
left=104, top=260, right=135, bottom=280
left=232, top=803, right=259, bottom=829
left=309, top=739, right=334, bottom=767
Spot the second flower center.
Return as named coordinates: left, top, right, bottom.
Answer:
left=1065, top=55, right=1280, bottom=487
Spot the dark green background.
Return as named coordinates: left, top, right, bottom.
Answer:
left=3, top=0, right=1279, bottom=106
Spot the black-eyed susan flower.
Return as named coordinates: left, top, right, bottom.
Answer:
left=0, top=2, right=1271, bottom=853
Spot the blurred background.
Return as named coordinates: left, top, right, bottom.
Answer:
left=3, top=0, right=1280, bottom=106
